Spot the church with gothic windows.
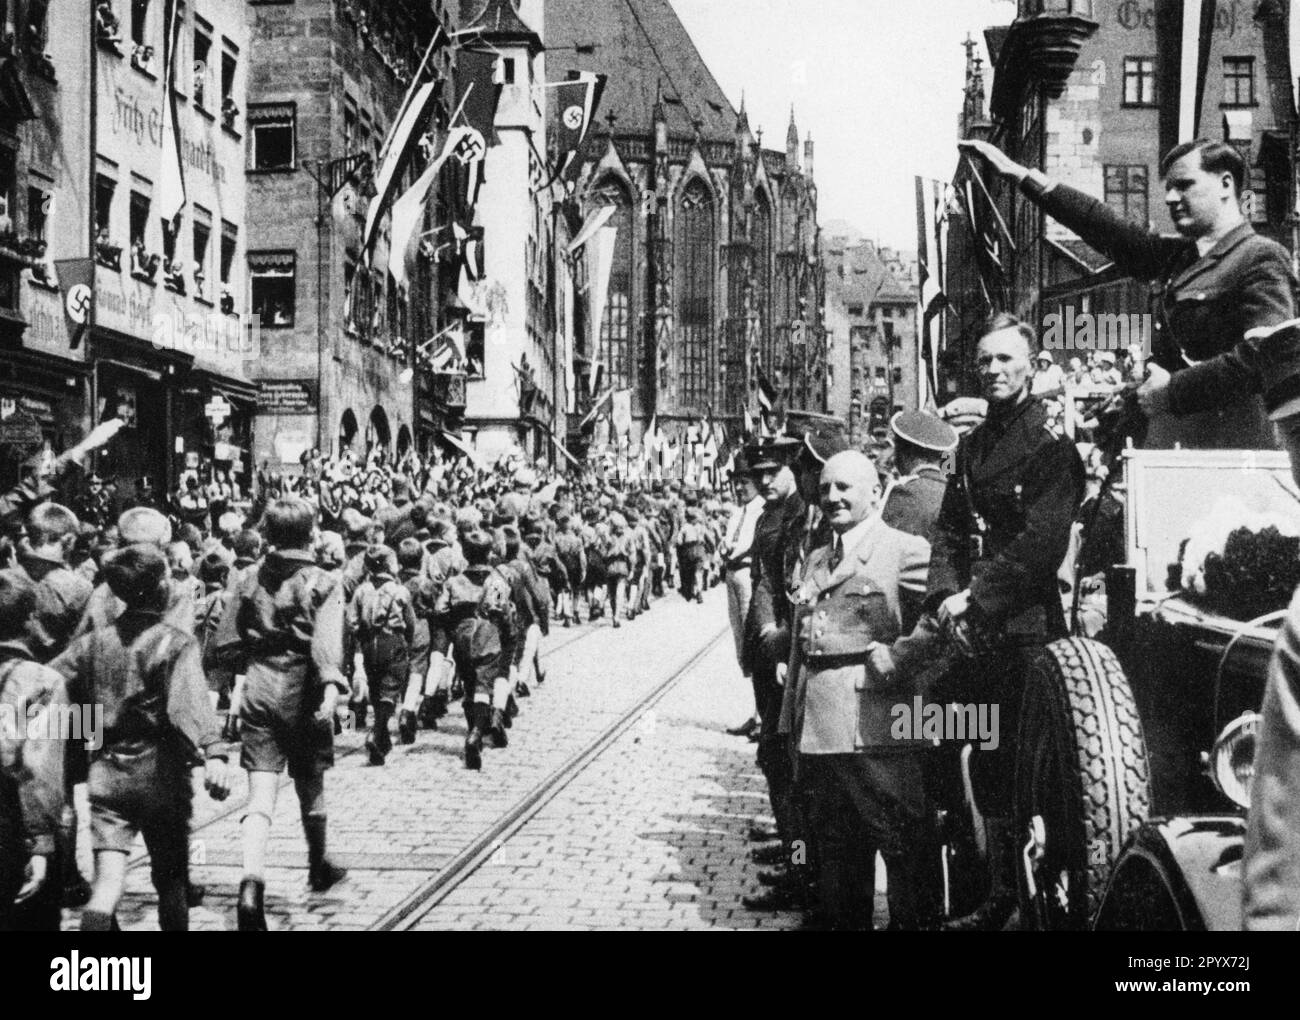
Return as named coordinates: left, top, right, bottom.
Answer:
left=546, top=0, right=826, bottom=447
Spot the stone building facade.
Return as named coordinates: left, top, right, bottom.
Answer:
left=944, top=0, right=1297, bottom=397
left=546, top=0, right=826, bottom=450
left=245, top=0, right=457, bottom=469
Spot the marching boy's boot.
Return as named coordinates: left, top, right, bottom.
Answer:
left=304, top=815, right=348, bottom=892
left=464, top=702, right=487, bottom=770
left=237, top=877, right=268, bottom=931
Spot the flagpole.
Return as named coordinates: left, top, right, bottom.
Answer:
left=378, top=26, right=443, bottom=163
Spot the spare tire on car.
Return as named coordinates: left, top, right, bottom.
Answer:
left=1014, top=637, right=1151, bottom=929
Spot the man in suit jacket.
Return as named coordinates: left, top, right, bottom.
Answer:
left=778, top=450, right=940, bottom=930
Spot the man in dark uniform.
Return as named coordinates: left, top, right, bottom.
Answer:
left=740, top=435, right=806, bottom=910
left=877, top=313, right=1085, bottom=930
left=961, top=137, right=1300, bottom=454
left=881, top=410, right=957, bottom=542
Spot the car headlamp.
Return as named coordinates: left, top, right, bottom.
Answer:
left=1209, top=712, right=1260, bottom=810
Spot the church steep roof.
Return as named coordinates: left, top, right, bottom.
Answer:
left=545, top=0, right=737, bottom=141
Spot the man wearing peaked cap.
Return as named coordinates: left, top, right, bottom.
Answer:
left=741, top=431, right=814, bottom=911
left=882, top=410, right=957, bottom=541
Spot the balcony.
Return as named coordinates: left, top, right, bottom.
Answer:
left=989, top=4, right=1099, bottom=121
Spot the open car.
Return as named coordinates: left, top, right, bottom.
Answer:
left=994, top=447, right=1298, bottom=931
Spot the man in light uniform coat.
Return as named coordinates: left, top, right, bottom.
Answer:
left=779, top=450, right=940, bottom=930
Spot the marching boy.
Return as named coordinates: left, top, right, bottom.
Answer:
left=51, top=544, right=229, bottom=932
left=347, top=544, right=416, bottom=765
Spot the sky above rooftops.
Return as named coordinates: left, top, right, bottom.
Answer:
left=670, top=0, right=1013, bottom=251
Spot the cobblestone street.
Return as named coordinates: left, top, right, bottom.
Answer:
left=67, top=587, right=819, bottom=931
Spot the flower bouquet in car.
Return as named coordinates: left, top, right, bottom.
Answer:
left=1178, top=497, right=1300, bottom=621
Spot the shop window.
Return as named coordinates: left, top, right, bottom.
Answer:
left=247, top=104, right=295, bottom=170
left=193, top=22, right=212, bottom=109
left=249, top=251, right=295, bottom=326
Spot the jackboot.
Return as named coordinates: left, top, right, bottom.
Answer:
left=397, top=709, right=418, bottom=745
left=237, top=877, right=268, bottom=931
left=304, top=815, right=347, bottom=892
left=942, top=817, right=1018, bottom=931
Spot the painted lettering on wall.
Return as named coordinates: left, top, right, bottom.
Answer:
left=1116, top=0, right=1265, bottom=36
left=109, top=86, right=229, bottom=186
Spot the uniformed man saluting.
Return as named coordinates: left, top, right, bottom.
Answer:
left=960, top=136, right=1300, bottom=456
left=875, top=312, right=1085, bottom=930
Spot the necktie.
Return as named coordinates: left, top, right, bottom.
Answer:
left=829, top=537, right=843, bottom=572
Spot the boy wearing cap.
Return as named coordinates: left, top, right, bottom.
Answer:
left=347, top=545, right=417, bottom=765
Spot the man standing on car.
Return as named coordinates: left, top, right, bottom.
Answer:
left=960, top=137, right=1300, bottom=454
left=878, top=313, right=1084, bottom=930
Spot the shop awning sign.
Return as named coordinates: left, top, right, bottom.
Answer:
left=256, top=380, right=318, bottom=414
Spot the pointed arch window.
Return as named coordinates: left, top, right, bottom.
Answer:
left=599, top=183, right=635, bottom=391
left=753, top=189, right=773, bottom=375
left=677, top=178, right=714, bottom=410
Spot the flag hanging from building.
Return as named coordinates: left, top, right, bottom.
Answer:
left=54, top=258, right=95, bottom=351
left=453, top=48, right=504, bottom=210
left=158, top=0, right=187, bottom=229
left=1155, top=0, right=1217, bottom=157
left=387, top=137, right=458, bottom=290
left=959, top=173, right=1006, bottom=311
left=755, top=361, right=783, bottom=434
left=363, top=82, right=444, bottom=257
left=457, top=48, right=504, bottom=145
left=567, top=203, right=617, bottom=255
left=540, top=72, right=607, bottom=191
left=915, top=175, right=953, bottom=404
left=587, top=224, right=618, bottom=390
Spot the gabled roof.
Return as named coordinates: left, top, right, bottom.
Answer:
left=460, top=0, right=542, bottom=49
left=545, top=0, right=737, bottom=140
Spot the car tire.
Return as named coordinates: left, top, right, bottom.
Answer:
left=1014, top=636, right=1151, bottom=930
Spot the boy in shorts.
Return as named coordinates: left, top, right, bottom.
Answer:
left=51, top=544, right=229, bottom=931
left=347, top=545, right=416, bottom=764
left=209, top=498, right=349, bottom=931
